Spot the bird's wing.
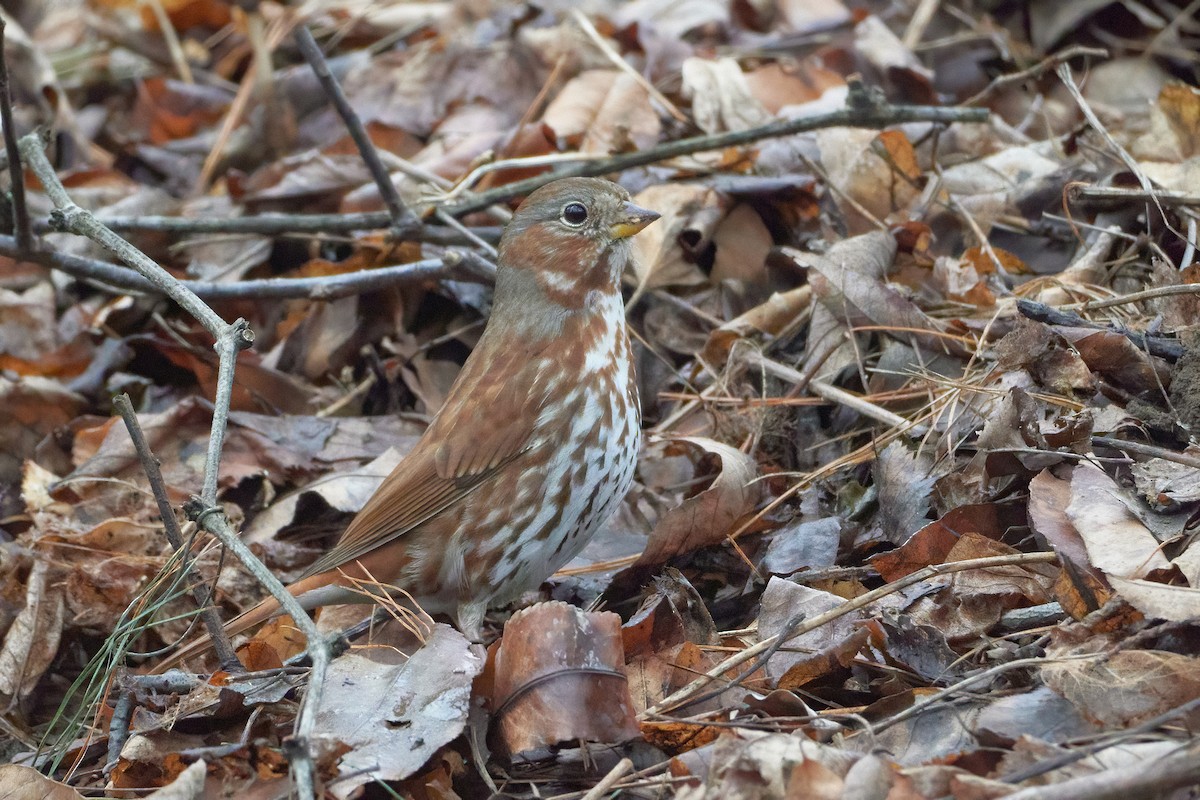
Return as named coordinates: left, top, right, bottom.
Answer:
left=300, top=339, right=559, bottom=578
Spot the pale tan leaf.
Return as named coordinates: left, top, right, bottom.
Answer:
left=314, top=624, right=482, bottom=799
left=0, top=560, right=65, bottom=703
left=542, top=70, right=661, bottom=154
left=0, top=765, right=85, bottom=800
left=680, top=58, right=770, bottom=134
left=1108, top=576, right=1200, bottom=622
left=1065, top=463, right=1172, bottom=579
left=627, top=183, right=721, bottom=294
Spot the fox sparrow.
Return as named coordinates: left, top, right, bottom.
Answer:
left=158, top=178, right=658, bottom=669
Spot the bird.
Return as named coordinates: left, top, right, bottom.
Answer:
left=155, top=178, right=658, bottom=671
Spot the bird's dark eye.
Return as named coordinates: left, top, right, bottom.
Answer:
left=561, top=202, right=588, bottom=226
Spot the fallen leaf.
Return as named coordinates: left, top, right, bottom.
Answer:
left=490, top=601, right=639, bottom=756
left=314, top=624, right=482, bottom=799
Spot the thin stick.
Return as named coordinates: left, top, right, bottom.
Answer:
left=902, top=0, right=943, bottom=49
left=182, top=499, right=326, bottom=800
left=746, top=351, right=932, bottom=436
left=1092, top=436, right=1200, bottom=470
left=0, top=19, right=32, bottom=252
left=0, top=234, right=479, bottom=299
left=1057, top=63, right=1176, bottom=241
left=435, top=209, right=498, bottom=259
left=1000, top=697, right=1200, bottom=784
left=1015, top=298, right=1183, bottom=360
left=963, top=46, right=1108, bottom=107
left=442, top=86, right=989, bottom=216
left=1062, top=283, right=1200, bottom=312
left=292, top=25, right=418, bottom=233
left=141, top=0, right=193, bottom=83
left=112, top=394, right=242, bottom=672
left=1069, top=184, right=1200, bottom=208
left=1001, top=743, right=1200, bottom=800
left=20, top=135, right=228, bottom=335
left=580, top=758, right=635, bottom=800
left=642, top=552, right=1058, bottom=716
left=32, top=211, right=499, bottom=242
left=867, top=653, right=1101, bottom=736
left=21, top=130, right=327, bottom=800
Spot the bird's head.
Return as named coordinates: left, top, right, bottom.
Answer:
left=495, top=178, right=659, bottom=311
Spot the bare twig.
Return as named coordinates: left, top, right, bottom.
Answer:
left=1015, top=298, right=1184, bottom=360
left=20, top=135, right=229, bottom=336
left=0, top=19, right=32, bottom=252
left=0, top=234, right=484, bottom=299
left=1068, top=184, right=1200, bottom=209
left=569, top=9, right=688, bottom=124
left=746, top=352, right=933, bottom=436
left=182, top=498, right=327, bottom=800
left=867, top=653, right=1101, bottom=736
left=1057, top=63, right=1180, bottom=245
left=31, top=211, right=500, bottom=243
left=293, top=25, right=418, bottom=234
left=642, top=552, right=1058, bottom=716
left=1000, top=697, right=1200, bottom=784
left=1001, top=742, right=1200, bottom=800
left=197, top=14, right=294, bottom=189
left=1092, top=436, right=1200, bottom=470
left=140, top=0, right=192, bottom=83
left=441, top=87, right=989, bottom=216
left=963, top=46, right=1108, bottom=107
left=112, top=394, right=241, bottom=671
left=902, top=0, right=943, bottom=49
left=580, top=758, right=635, bottom=800
left=1063, top=283, right=1200, bottom=312
left=20, top=129, right=327, bottom=800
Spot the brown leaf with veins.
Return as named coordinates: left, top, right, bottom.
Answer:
left=542, top=69, right=661, bottom=154
left=633, top=436, right=760, bottom=570
left=1066, top=463, right=1173, bottom=579
left=490, top=602, right=639, bottom=756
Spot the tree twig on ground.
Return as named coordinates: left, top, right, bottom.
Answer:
left=1001, top=742, right=1200, bottom=800
left=112, top=393, right=241, bottom=672
left=0, top=234, right=488, bottom=299
left=31, top=211, right=501, bottom=243
left=293, top=24, right=418, bottom=235
left=642, top=552, right=1058, bottom=717
left=1015, top=298, right=1184, bottom=360
left=181, top=498, right=327, bottom=800
left=962, top=45, right=1108, bottom=107
left=440, top=85, right=990, bottom=216
left=1061, top=283, right=1200, bottom=313
left=0, top=18, right=33, bottom=252
left=1069, top=184, right=1200, bottom=209
left=999, top=697, right=1200, bottom=785
left=1091, top=436, right=1200, bottom=470
left=19, top=130, right=328, bottom=800
left=867, top=653, right=1101, bottom=736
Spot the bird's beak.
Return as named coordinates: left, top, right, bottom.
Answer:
left=610, top=202, right=660, bottom=239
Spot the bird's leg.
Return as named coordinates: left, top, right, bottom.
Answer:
left=455, top=599, right=488, bottom=644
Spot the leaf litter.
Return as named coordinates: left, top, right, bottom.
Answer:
left=2, top=0, right=1200, bottom=798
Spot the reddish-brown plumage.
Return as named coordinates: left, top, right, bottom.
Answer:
left=155, top=179, right=658, bottom=671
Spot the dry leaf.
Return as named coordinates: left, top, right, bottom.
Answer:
left=313, top=624, right=481, bottom=799
left=490, top=601, right=639, bottom=756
